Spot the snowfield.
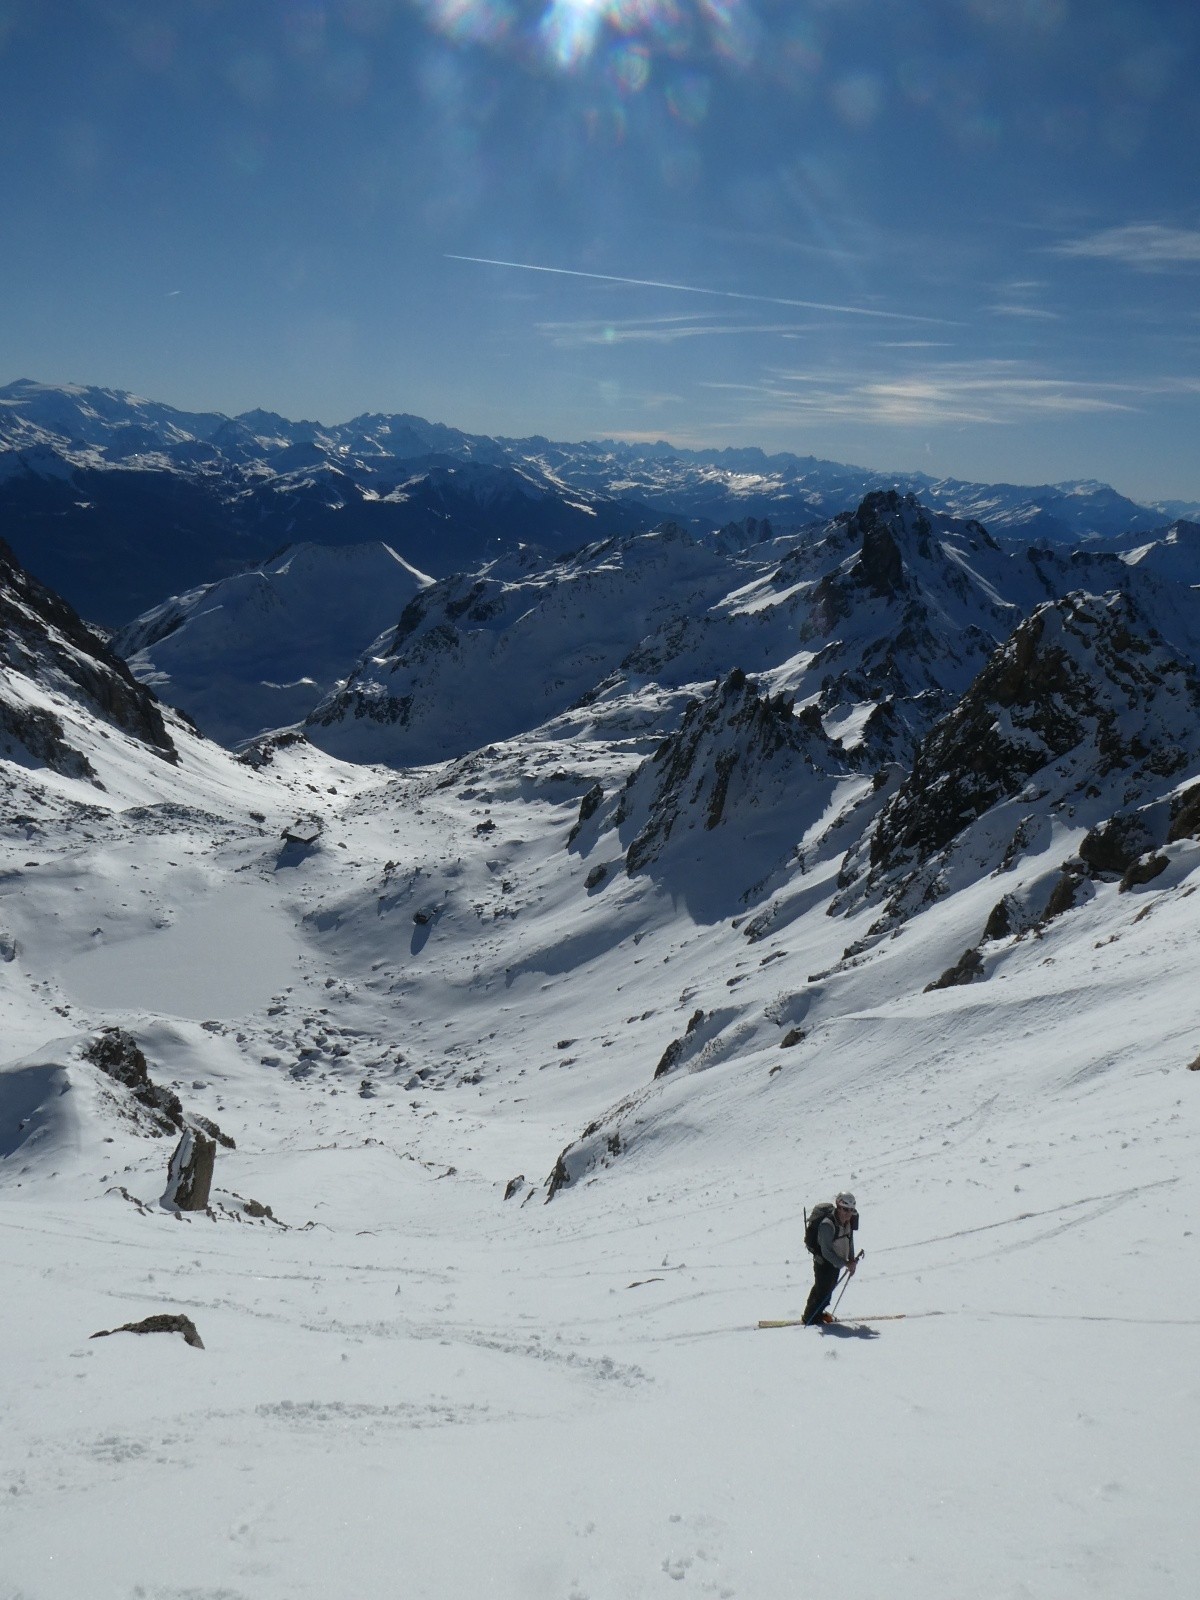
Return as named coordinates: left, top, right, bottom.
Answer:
left=2, top=696, right=1197, bottom=1600
left=3, top=471, right=1200, bottom=1600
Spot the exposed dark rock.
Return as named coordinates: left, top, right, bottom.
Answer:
left=0, top=696, right=97, bottom=780
left=654, top=1009, right=707, bottom=1079
left=1041, top=870, right=1085, bottom=924
left=242, top=1198, right=274, bottom=1219
left=1118, top=852, right=1168, bottom=892
left=568, top=781, right=604, bottom=846
left=1167, top=782, right=1200, bottom=843
left=83, top=1028, right=182, bottom=1133
left=780, top=1028, right=805, bottom=1048
left=584, top=863, right=608, bottom=890
left=924, top=946, right=984, bottom=992
left=857, top=508, right=906, bottom=597
left=503, top=1175, right=526, bottom=1200
left=545, top=1151, right=571, bottom=1202
left=0, top=536, right=176, bottom=761
left=189, top=1113, right=234, bottom=1149
left=236, top=729, right=309, bottom=768
left=1080, top=812, right=1157, bottom=876
left=162, top=1128, right=216, bottom=1211
left=91, top=1313, right=204, bottom=1350
left=983, top=897, right=1014, bottom=941
left=867, top=592, right=1200, bottom=883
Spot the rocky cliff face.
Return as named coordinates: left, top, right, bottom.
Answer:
left=842, top=589, right=1200, bottom=912
left=0, top=537, right=176, bottom=776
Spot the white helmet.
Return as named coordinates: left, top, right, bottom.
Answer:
left=835, top=1191, right=856, bottom=1210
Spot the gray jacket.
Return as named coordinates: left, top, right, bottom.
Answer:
left=816, top=1214, right=854, bottom=1270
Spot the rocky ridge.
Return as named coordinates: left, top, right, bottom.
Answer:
left=0, top=536, right=176, bottom=779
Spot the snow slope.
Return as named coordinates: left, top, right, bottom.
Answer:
left=1, top=518, right=1198, bottom=1600
left=115, top=541, right=433, bottom=746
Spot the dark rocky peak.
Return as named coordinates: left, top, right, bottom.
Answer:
left=615, top=668, right=846, bottom=876
left=798, top=492, right=1019, bottom=642
left=845, top=490, right=913, bottom=597
left=859, top=588, right=1200, bottom=891
left=0, top=538, right=176, bottom=774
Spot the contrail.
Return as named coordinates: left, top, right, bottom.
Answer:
left=446, top=253, right=955, bottom=325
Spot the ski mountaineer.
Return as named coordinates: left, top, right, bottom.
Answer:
left=802, top=1191, right=859, bottom=1326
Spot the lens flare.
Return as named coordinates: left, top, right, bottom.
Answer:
left=609, top=41, right=651, bottom=94
left=540, top=0, right=606, bottom=70
left=422, top=0, right=514, bottom=48
left=665, top=70, right=709, bottom=127
left=698, top=0, right=758, bottom=71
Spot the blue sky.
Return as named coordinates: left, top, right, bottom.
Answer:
left=3, top=0, right=1199, bottom=499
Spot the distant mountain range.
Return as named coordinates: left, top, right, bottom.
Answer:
left=3, top=379, right=1196, bottom=628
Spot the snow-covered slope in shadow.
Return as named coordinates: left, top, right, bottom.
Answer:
left=116, top=541, right=433, bottom=746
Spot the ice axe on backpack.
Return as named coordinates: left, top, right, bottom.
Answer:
left=830, top=1250, right=864, bottom=1319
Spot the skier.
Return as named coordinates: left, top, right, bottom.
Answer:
left=802, top=1191, right=858, bottom=1325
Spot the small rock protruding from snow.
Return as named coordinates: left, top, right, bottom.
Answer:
left=568, top=782, right=604, bottom=847
left=924, top=946, right=984, bottom=993
left=1118, top=852, right=1169, bottom=892
left=91, top=1313, right=205, bottom=1350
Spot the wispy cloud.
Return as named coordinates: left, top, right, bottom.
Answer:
left=446, top=253, right=955, bottom=325
left=536, top=314, right=822, bottom=348
left=1052, top=223, right=1200, bottom=269
left=698, top=360, right=1144, bottom=428
left=988, top=303, right=1059, bottom=320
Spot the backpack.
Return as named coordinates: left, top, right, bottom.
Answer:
left=804, top=1201, right=858, bottom=1256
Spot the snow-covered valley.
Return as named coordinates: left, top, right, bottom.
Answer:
left=1, top=425, right=1198, bottom=1598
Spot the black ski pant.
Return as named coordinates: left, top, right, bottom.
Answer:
left=802, top=1257, right=841, bottom=1325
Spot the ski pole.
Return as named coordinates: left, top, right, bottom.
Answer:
left=830, top=1251, right=863, bottom=1319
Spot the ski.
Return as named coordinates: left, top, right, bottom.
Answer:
left=757, top=1314, right=909, bottom=1329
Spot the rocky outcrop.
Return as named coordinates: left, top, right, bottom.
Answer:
left=162, top=1128, right=216, bottom=1211
left=0, top=536, right=176, bottom=763
left=865, top=592, right=1200, bottom=883
left=1040, top=866, right=1090, bottom=925
left=1167, top=782, right=1200, bottom=843
left=1119, top=852, right=1168, bottom=892
left=1080, top=812, right=1158, bottom=876
left=787, top=493, right=1029, bottom=766
left=925, top=946, right=984, bottom=992
left=0, top=697, right=96, bottom=780
left=653, top=1009, right=707, bottom=1079
left=83, top=1029, right=182, bottom=1134
left=91, top=1313, right=205, bottom=1349
left=567, top=782, right=604, bottom=847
